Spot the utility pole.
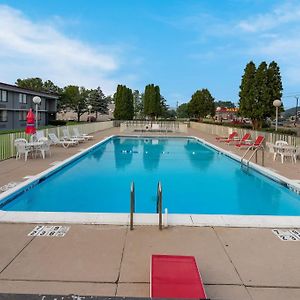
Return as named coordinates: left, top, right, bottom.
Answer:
left=295, top=96, right=299, bottom=126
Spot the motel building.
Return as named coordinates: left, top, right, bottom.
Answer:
left=0, top=82, right=59, bottom=131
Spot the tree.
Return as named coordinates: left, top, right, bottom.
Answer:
left=238, top=60, right=283, bottom=129
left=267, top=61, right=283, bottom=116
left=87, top=86, right=108, bottom=119
left=177, top=103, right=189, bottom=118
left=238, top=61, right=257, bottom=127
left=143, top=84, right=162, bottom=119
left=113, top=85, right=134, bottom=120
left=16, top=78, right=61, bottom=94
left=60, top=86, right=88, bottom=122
left=133, top=90, right=143, bottom=118
left=16, top=77, right=44, bottom=92
left=214, top=100, right=235, bottom=108
left=188, top=89, right=215, bottom=119
left=43, top=80, right=62, bottom=94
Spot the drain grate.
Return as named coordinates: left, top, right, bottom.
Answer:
left=272, top=229, right=300, bottom=241
left=28, top=225, right=70, bottom=237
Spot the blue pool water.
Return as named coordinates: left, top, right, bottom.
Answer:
left=2, top=136, right=300, bottom=215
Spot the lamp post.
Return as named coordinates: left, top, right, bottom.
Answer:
left=88, top=105, right=92, bottom=122
left=216, top=107, right=222, bottom=122
left=273, top=99, right=282, bottom=131
left=32, top=96, right=42, bottom=129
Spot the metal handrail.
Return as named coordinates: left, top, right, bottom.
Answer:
left=241, top=145, right=264, bottom=168
left=156, top=181, right=163, bottom=230
left=130, top=181, right=135, bottom=230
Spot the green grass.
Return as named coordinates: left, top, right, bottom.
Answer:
left=0, top=125, right=54, bottom=135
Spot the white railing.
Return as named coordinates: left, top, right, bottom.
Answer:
left=190, top=122, right=300, bottom=146
left=0, top=121, right=113, bottom=161
left=120, top=120, right=188, bottom=133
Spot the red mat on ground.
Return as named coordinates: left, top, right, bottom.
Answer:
left=151, top=254, right=207, bottom=299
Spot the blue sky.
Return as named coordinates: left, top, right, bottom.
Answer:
left=1, top=0, right=300, bottom=108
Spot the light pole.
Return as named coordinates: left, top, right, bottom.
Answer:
left=216, top=107, right=222, bottom=122
left=273, top=99, right=282, bottom=131
left=88, top=105, right=92, bottom=122
left=32, top=96, right=42, bottom=129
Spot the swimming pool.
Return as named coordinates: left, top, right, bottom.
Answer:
left=1, top=136, right=300, bottom=216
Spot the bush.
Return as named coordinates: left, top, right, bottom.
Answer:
left=49, top=120, right=67, bottom=126
left=263, top=128, right=297, bottom=136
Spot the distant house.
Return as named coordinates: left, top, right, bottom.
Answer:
left=0, top=82, right=59, bottom=130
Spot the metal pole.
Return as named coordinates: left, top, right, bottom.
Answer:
left=130, top=182, right=135, bottom=230
left=157, top=182, right=162, bottom=230
left=262, top=147, right=264, bottom=166
left=275, top=106, right=278, bottom=131
left=295, top=97, right=299, bottom=126
left=35, top=103, right=38, bottom=129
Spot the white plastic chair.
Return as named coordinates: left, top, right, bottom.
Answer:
left=37, top=137, right=51, bottom=159
left=274, top=140, right=288, bottom=162
left=14, top=139, right=31, bottom=161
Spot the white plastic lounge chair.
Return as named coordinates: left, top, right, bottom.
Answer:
left=48, top=133, right=78, bottom=148
left=73, top=127, right=93, bottom=140
left=14, top=139, right=32, bottom=161
left=62, top=128, right=85, bottom=143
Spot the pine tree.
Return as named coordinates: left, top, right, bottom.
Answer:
left=87, top=87, right=108, bottom=119
left=113, top=85, right=134, bottom=120
left=267, top=61, right=283, bottom=117
left=143, top=84, right=162, bottom=119
left=238, top=60, right=283, bottom=129
left=238, top=61, right=257, bottom=127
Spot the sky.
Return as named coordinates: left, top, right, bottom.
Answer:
left=0, top=0, right=300, bottom=108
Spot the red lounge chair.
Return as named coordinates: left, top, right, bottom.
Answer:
left=236, top=135, right=264, bottom=148
left=151, top=254, right=207, bottom=299
left=226, top=132, right=251, bottom=145
left=216, top=131, right=238, bottom=143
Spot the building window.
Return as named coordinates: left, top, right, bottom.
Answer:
left=19, top=93, right=27, bottom=104
left=0, top=90, right=7, bottom=102
left=19, top=111, right=27, bottom=121
left=0, top=110, right=7, bottom=122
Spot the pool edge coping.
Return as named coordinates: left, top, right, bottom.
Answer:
left=1, top=134, right=300, bottom=228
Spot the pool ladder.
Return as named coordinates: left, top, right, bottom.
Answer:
left=130, top=181, right=163, bottom=230
left=241, top=145, right=264, bottom=169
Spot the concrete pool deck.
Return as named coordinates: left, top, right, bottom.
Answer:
left=0, top=224, right=300, bottom=299
left=1, top=125, right=300, bottom=299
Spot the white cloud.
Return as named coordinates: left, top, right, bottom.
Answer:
left=238, top=2, right=300, bottom=33
left=0, top=5, right=122, bottom=94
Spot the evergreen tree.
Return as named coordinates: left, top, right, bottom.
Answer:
left=133, top=90, right=143, bottom=118
left=238, top=61, right=257, bottom=127
left=238, top=60, right=283, bottom=129
left=267, top=61, right=283, bottom=116
left=143, top=84, right=162, bottom=119
left=16, top=77, right=44, bottom=91
left=113, top=85, right=134, bottom=120
left=87, top=86, right=108, bottom=119
left=188, top=89, right=215, bottom=119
